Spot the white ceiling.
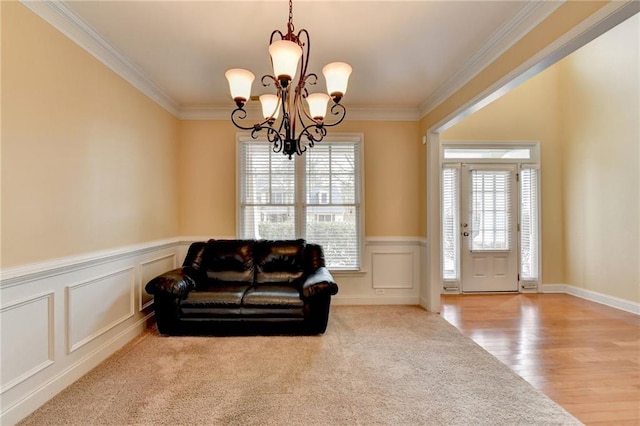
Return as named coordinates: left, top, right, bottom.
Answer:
left=30, top=1, right=563, bottom=119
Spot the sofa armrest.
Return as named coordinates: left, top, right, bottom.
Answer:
left=301, top=267, right=339, bottom=299
left=144, top=267, right=197, bottom=299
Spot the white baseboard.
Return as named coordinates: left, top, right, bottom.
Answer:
left=542, top=284, right=640, bottom=315
left=1, top=314, right=153, bottom=426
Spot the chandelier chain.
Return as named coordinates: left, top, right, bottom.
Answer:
left=287, top=0, right=295, bottom=35
left=289, top=0, right=293, bottom=24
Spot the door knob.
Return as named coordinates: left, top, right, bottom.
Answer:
left=463, top=232, right=469, bottom=237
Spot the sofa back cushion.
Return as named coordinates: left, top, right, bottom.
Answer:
left=203, top=239, right=255, bottom=285
left=304, top=243, right=326, bottom=272
left=254, top=239, right=305, bottom=285
left=182, top=242, right=207, bottom=269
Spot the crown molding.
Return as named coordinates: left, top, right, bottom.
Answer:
left=20, top=0, right=180, bottom=117
left=418, top=0, right=563, bottom=118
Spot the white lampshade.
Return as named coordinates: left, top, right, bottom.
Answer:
left=269, top=40, right=302, bottom=82
left=225, top=68, right=255, bottom=102
left=306, top=93, right=330, bottom=120
left=322, top=62, right=352, bottom=99
left=259, top=94, right=280, bottom=120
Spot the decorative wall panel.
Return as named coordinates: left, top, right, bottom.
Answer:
left=66, top=268, right=134, bottom=353
left=372, top=252, right=414, bottom=289
left=0, top=292, right=54, bottom=392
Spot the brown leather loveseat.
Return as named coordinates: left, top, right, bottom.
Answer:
left=145, top=239, right=339, bottom=335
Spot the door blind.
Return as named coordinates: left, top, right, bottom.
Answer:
left=469, top=170, right=511, bottom=251
left=442, top=167, right=459, bottom=280
left=520, top=168, right=539, bottom=281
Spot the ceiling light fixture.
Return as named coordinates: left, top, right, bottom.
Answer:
left=225, top=0, right=352, bottom=159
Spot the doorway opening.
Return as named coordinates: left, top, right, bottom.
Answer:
left=440, top=143, right=540, bottom=293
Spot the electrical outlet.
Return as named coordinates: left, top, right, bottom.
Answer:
left=375, top=289, right=385, bottom=295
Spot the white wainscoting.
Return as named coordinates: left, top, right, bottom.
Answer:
left=0, top=239, right=178, bottom=426
left=1, top=291, right=55, bottom=393
left=66, top=267, right=135, bottom=353
left=333, top=237, right=427, bottom=305
left=139, top=254, right=176, bottom=311
left=177, top=237, right=428, bottom=306
left=0, top=236, right=425, bottom=424
left=5, top=237, right=638, bottom=425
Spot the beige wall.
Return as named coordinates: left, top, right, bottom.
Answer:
left=441, top=66, right=564, bottom=284
left=178, top=120, right=237, bottom=237
left=1, top=2, right=180, bottom=267
left=558, top=14, right=639, bottom=303
left=178, top=120, right=422, bottom=238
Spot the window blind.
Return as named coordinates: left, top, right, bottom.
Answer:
left=442, top=167, right=459, bottom=281
left=520, top=168, right=539, bottom=281
left=469, top=170, right=511, bottom=251
left=304, top=143, right=360, bottom=270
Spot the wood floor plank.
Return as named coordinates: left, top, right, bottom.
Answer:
left=440, top=294, right=640, bottom=426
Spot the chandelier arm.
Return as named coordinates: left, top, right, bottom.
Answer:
left=300, top=73, right=317, bottom=91
left=288, top=88, right=300, bottom=142
left=321, top=103, right=347, bottom=128
left=270, top=30, right=285, bottom=44
left=300, top=123, right=327, bottom=150
left=265, top=127, right=285, bottom=154
left=297, top=29, right=311, bottom=87
left=296, top=92, right=317, bottom=130
left=262, top=74, right=279, bottom=89
left=231, top=108, right=261, bottom=131
left=232, top=108, right=285, bottom=139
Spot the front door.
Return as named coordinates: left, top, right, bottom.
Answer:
left=460, top=164, right=518, bottom=292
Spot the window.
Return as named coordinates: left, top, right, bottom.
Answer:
left=520, top=167, right=539, bottom=282
left=443, top=147, right=534, bottom=160
left=238, top=136, right=362, bottom=270
left=468, top=170, right=511, bottom=251
left=442, top=167, right=459, bottom=281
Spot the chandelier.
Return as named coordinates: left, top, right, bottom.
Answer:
left=225, top=0, right=352, bottom=159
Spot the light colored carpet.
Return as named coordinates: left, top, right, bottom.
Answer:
left=19, top=305, right=582, bottom=425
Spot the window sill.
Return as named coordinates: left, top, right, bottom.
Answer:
left=329, top=269, right=368, bottom=277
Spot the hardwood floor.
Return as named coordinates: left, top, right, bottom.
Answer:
left=440, top=294, right=640, bottom=426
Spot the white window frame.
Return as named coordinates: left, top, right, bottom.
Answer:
left=440, top=141, right=541, bottom=289
left=236, top=133, right=365, bottom=271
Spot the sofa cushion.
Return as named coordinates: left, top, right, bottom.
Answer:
left=203, top=240, right=255, bottom=285
left=181, top=284, right=251, bottom=309
left=304, top=243, right=326, bottom=271
left=182, top=242, right=207, bottom=269
left=242, top=285, right=304, bottom=309
left=254, top=239, right=305, bottom=285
